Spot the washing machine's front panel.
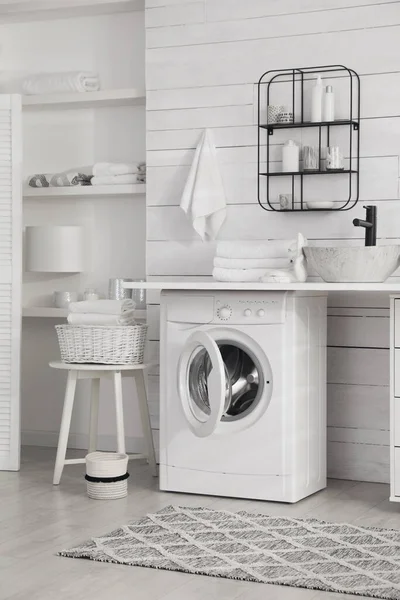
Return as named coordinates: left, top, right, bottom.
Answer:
left=164, top=322, right=286, bottom=478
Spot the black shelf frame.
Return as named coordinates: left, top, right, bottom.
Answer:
left=257, top=65, right=361, bottom=212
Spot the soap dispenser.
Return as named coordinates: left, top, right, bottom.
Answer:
left=311, top=75, right=323, bottom=122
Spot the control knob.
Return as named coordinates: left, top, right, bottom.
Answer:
left=244, top=309, right=252, bottom=317
left=218, top=306, right=232, bottom=320
left=257, top=309, right=265, bottom=317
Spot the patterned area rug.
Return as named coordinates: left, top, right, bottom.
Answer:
left=60, top=505, right=400, bottom=599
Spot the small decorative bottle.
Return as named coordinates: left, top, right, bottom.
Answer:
left=323, top=85, right=335, bottom=122
left=311, top=75, right=323, bottom=122
left=282, top=140, right=299, bottom=172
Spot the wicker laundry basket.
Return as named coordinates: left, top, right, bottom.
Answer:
left=85, top=452, right=129, bottom=500
left=55, top=324, right=147, bottom=365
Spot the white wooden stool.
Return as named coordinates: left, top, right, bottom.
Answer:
left=50, top=362, right=157, bottom=485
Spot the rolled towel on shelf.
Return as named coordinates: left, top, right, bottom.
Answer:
left=22, top=71, right=100, bottom=95
left=28, top=171, right=92, bottom=188
left=67, top=312, right=136, bottom=326
left=212, top=267, right=269, bottom=283
left=69, top=299, right=135, bottom=315
left=216, top=240, right=295, bottom=260
left=92, top=163, right=140, bottom=177
left=91, top=174, right=138, bottom=186
left=214, top=256, right=291, bottom=270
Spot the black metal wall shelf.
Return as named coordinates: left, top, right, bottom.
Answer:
left=257, top=65, right=360, bottom=212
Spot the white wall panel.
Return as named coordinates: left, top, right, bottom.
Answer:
left=147, top=2, right=400, bottom=48
left=328, top=315, right=389, bottom=349
left=147, top=199, right=400, bottom=242
left=147, top=26, right=400, bottom=89
left=146, top=1, right=204, bottom=26
left=147, top=156, right=399, bottom=207
left=206, top=0, right=394, bottom=22
left=145, top=0, right=399, bottom=482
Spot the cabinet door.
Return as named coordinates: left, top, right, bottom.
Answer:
left=0, top=95, right=22, bottom=471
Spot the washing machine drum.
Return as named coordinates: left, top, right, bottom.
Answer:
left=179, top=330, right=272, bottom=437
left=188, top=345, right=259, bottom=418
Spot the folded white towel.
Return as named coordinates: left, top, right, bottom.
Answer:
left=22, top=72, right=100, bottom=95
left=214, top=256, right=291, bottom=270
left=216, top=240, right=295, bottom=260
left=69, top=299, right=135, bottom=315
left=91, top=174, right=138, bottom=186
left=92, top=163, right=140, bottom=177
left=212, top=267, right=268, bottom=282
left=180, top=129, right=226, bottom=241
left=67, top=312, right=136, bottom=326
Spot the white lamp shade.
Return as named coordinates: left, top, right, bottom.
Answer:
left=25, top=226, right=85, bottom=272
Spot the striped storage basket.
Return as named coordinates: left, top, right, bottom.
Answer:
left=85, top=452, right=129, bottom=500
left=55, top=324, right=147, bottom=365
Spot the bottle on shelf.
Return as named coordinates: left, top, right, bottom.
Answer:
left=282, top=140, right=299, bottom=172
left=311, top=75, right=323, bottom=122
left=323, top=85, right=335, bottom=122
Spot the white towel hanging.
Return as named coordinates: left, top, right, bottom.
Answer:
left=180, top=129, right=227, bottom=241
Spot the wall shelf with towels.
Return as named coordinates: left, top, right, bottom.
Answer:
left=257, top=65, right=361, bottom=212
left=0, top=1, right=144, bottom=24
left=24, top=184, right=146, bottom=198
left=22, top=88, right=145, bottom=111
left=22, top=307, right=147, bottom=319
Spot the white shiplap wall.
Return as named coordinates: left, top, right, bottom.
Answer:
left=145, top=0, right=400, bottom=483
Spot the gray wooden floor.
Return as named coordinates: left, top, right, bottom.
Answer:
left=1, top=447, right=400, bottom=600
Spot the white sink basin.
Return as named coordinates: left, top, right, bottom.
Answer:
left=304, top=245, right=400, bottom=283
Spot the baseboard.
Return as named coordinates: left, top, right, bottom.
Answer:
left=21, top=430, right=147, bottom=454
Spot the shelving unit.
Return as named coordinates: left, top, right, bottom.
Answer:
left=22, top=307, right=147, bottom=319
left=22, top=88, right=146, bottom=111
left=257, top=65, right=360, bottom=212
left=0, top=1, right=144, bottom=23
left=24, top=183, right=146, bottom=198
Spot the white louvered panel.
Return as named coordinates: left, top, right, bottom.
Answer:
left=0, top=95, right=21, bottom=471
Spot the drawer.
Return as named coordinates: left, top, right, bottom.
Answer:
left=394, top=350, right=400, bottom=397
left=395, top=300, right=400, bottom=346
left=395, top=399, right=400, bottom=446
left=394, top=448, right=400, bottom=496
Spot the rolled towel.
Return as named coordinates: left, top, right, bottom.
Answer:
left=28, top=171, right=92, bottom=188
left=69, top=299, right=135, bottom=315
left=67, top=312, right=136, bottom=326
left=22, top=72, right=100, bottom=95
left=214, top=256, right=291, bottom=270
left=216, top=240, right=295, bottom=260
left=91, top=174, right=138, bottom=186
left=92, top=163, right=140, bottom=177
left=212, top=267, right=268, bottom=282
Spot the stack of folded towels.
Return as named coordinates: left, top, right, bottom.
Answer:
left=67, top=299, right=136, bottom=326
left=22, top=71, right=100, bottom=95
left=91, top=162, right=146, bottom=186
left=213, top=236, right=307, bottom=282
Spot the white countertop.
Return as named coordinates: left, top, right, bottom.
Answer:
left=123, top=281, right=400, bottom=292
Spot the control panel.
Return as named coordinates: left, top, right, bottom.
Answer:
left=214, top=292, right=286, bottom=324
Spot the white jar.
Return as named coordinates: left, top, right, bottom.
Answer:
left=282, top=140, right=299, bottom=173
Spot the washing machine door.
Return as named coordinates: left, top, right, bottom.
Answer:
left=179, top=331, right=231, bottom=438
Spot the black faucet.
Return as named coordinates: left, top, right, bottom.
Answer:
left=353, top=205, right=377, bottom=246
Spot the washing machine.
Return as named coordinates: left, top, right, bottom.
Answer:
left=159, top=290, right=327, bottom=503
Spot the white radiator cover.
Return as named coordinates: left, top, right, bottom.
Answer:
left=0, top=95, right=22, bottom=471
